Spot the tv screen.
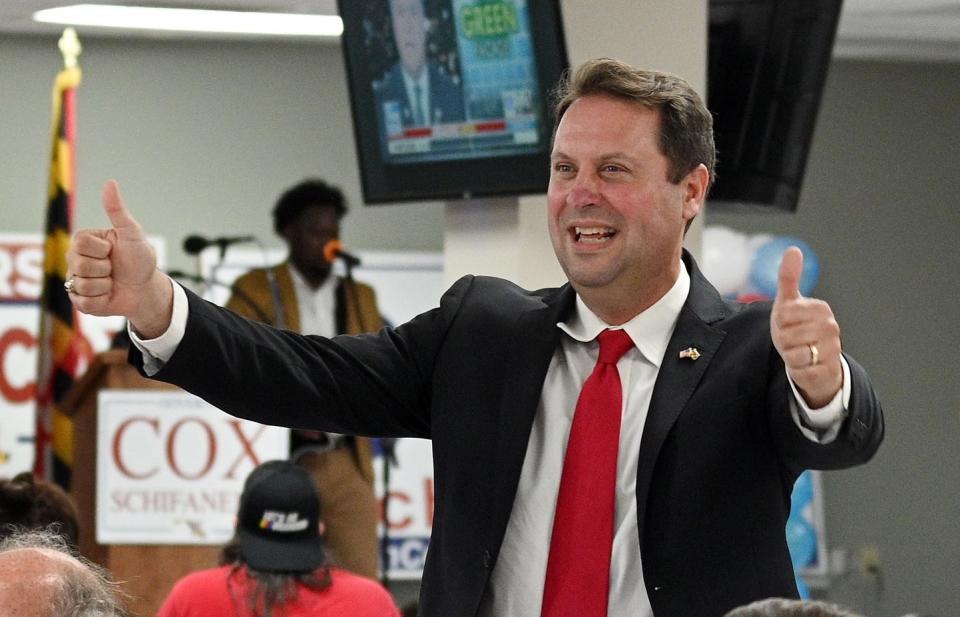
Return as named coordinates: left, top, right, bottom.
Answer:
left=338, top=0, right=568, bottom=204
left=707, top=0, right=843, bottom=211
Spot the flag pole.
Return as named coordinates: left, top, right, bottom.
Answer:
left=59, top=27, right=82, bottom=69
left=34, top=28, right=89, bottom=486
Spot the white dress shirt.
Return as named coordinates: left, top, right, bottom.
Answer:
left=287, top=264, right=337, bottom=337
left=401, top=67, right=431, bottom=125
left=477, top=264, right=692, bottom=616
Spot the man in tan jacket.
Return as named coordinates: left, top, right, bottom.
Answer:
left=226, top=179, right=383, bottom=579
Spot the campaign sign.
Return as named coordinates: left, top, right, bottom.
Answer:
left=0, top=235, right=44, bottom=475
left=375, top=437, right=434, bottom=579
left=0, top=234, right=161, bottom=478
left=97, top=390, right=290, bottom=545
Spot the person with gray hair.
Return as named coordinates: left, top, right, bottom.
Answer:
left=724, top=598, right=865, bottom=617
left=0, top=527, right=129, bottom=617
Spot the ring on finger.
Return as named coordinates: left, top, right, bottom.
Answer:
left=64, top=275, right=77, bottom=294
left=808, top=343, right=820, bottom=367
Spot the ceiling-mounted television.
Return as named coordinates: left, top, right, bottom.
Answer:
left=707, top=0, right=843, bottom=211
left=338, top=0, right=568, bottom=204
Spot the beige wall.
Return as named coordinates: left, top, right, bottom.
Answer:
left=0, top=35, right=444, bottom=275
left=709, top=59, right=960, bottom=617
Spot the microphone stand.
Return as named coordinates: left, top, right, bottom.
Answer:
left=342, top=259, right=391, bottom=585
left=166, top=271, right=270, bottom=323
left=338, top=258, right=391, bottom=584
left=380, top=437, right=393, bottom=588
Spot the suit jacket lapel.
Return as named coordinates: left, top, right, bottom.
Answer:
left=478, top=260, right=729, bottom=554
left=634, top=253, right=729, bottom=548
left=486, top=284, right=575, bottom=552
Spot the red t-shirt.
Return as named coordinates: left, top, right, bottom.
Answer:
left=155, top=565, right=401, bottom=617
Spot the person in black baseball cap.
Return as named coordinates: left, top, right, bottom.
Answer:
left=155, top=460, right=400, bottom=617
left=235, top=459, right=325, bottom=573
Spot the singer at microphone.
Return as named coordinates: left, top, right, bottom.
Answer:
left=218, top=179, right=385, bottom=581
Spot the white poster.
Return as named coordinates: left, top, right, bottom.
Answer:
left=375, top=438, right=433, bottom=577
left=96, top=389, right=290, bottom=545
left=0, top=234, right=163, bottom=479
left=0, top=235, right=46, bottom=475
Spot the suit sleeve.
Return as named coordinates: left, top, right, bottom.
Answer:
left=132, top=275, right=477, bottom=440
left=769, top=346, right=884, bottom=471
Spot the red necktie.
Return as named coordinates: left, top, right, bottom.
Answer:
left=541, top=328, right=634, bottom=617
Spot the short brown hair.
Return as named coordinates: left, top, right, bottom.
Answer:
left=552, top=58, right=717, bottom=187
left=0, top=472, right=80, bottom=548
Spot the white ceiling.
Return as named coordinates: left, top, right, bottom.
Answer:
left=1, top=0, right=958, bottom=62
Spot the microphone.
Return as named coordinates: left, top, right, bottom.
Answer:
left=322, top=239, right=361, bottom=267
left=182, top=234, right=256, bottom=256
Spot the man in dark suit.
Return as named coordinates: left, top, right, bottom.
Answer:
left=66, top=58, right=883, bottom=617
left=374, top=0, right=465, bottom=133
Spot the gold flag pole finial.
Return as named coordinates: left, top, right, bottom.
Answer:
left=58, top=27, right=82, bottom=69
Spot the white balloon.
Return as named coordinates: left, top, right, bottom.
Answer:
left=736, top=233, right=775, bottom=296
left=746, top=233, right=774, bottom=254
left=702, top=226, right=751, bottom=296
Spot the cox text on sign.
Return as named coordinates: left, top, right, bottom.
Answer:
left=97, top=390, right=289, bottom=545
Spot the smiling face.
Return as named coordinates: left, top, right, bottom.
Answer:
left=548, top=95, right=708, bottom=323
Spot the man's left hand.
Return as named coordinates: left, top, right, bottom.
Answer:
left=770, top=247, right=843, bottom=408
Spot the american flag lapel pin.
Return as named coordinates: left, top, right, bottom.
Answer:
left=679, top=347, right=701, bottom=361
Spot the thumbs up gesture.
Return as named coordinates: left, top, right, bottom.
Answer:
left=770, top=247, right=843, bottom=409
left=66, top=180, right=173, bottom=338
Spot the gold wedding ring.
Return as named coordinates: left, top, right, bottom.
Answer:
left=64, top=275, right=76, bottom=294
left=808, top=343, right=820, bottom=367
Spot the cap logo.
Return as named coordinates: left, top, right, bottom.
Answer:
left=259, top=510, right=309, bottom=533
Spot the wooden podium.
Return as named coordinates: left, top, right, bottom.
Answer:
left=63, top=350, right=220, bottom=617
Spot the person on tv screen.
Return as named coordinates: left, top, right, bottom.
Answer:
left=66, top=58, right=883, bottom=617
left=374, top=0, right=465, bottom=133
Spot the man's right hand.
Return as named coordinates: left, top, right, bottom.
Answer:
left=66, top=180, right=174, bottom=339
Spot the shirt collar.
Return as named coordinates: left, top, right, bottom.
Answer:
left=401, top=67, right=429, bottom=99
left=557, top=263, right=690, bottom=367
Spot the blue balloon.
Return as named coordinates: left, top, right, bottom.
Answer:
left=795, top=573, right=811, bottom=600
left=786, top=516, right=817, bottom=569
left=791, top=471, right=814, bottom=512
left=749, top=236, right=821, bottom=297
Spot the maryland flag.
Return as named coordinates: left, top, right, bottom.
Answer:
left=34, top=38, right=92, bottom=487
